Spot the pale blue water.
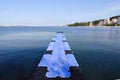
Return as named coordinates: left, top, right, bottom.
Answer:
left=0, top=26, right=120, bottom=80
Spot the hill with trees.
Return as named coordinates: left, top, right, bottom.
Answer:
left=67, top=15, right=120, bottom=27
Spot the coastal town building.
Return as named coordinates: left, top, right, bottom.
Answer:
left=104, top=19, right=111, bottom=24
left=111, top=18, right=118, bottom=24
left=89, top=22, right=93, bottom=27
left=117, top=17, right=120, bottom=24
left=103, top=17, right=120, bottom=25
left=98, top=19, right=104, bottom=26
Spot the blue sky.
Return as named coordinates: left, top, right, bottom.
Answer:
left=0, top=0, right=120, bottom=26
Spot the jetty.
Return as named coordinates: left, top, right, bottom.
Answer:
left=30, top=32, right=84, bottom=80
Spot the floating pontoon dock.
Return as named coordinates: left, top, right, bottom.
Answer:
left=30, top=32, right=84, bottom=80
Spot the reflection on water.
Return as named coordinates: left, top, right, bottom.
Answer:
left=0, top=26, right=120, bottom=80
left=109, top=28, right=120, bottom=40
left=0, top=31, right=55, bottom=80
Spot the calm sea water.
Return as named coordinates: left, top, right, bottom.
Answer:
left=0, top=26, right=120, bottom=80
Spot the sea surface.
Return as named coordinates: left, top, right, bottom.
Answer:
left=0, top=26, right=120, bottom=80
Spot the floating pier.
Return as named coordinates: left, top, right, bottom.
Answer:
left=30, top=32, right=84, bottom=80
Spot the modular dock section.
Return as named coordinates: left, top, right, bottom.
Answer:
left=30, top=32, right=84, bottom=80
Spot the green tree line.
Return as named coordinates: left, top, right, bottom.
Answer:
left=68, top=22, right=90, bottom=26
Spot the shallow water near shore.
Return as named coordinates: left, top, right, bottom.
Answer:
left=0, top=26, right=120, bottom=80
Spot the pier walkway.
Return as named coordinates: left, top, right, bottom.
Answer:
left=30, top=32, right=84, bottom=80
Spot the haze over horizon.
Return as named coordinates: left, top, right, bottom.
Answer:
left=0, top=0, right=120, bottom=26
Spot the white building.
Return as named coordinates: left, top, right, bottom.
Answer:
left=111, top=18, right=118, bottom=23
left=104, top=19, right=111, bottom=24
left=98, top=19, right=104, bottom=26
left=89, top=22, right=93, bottom=27
left=117, top=17, right=120, bottom=24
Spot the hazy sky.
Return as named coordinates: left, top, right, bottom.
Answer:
left=0, top=0, right=120, bottom=26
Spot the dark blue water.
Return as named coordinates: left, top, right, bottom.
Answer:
left=0, top=26, right=120, bottom=80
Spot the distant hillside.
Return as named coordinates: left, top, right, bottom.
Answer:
left=110, top=15, right=120, bottom=20
left=67, top=15, right=120, bottom=27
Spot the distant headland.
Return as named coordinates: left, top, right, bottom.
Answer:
left=67, top=15, right=120, bottom=27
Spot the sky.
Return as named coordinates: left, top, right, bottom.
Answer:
left=0, top=0, right=120, bottom=26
